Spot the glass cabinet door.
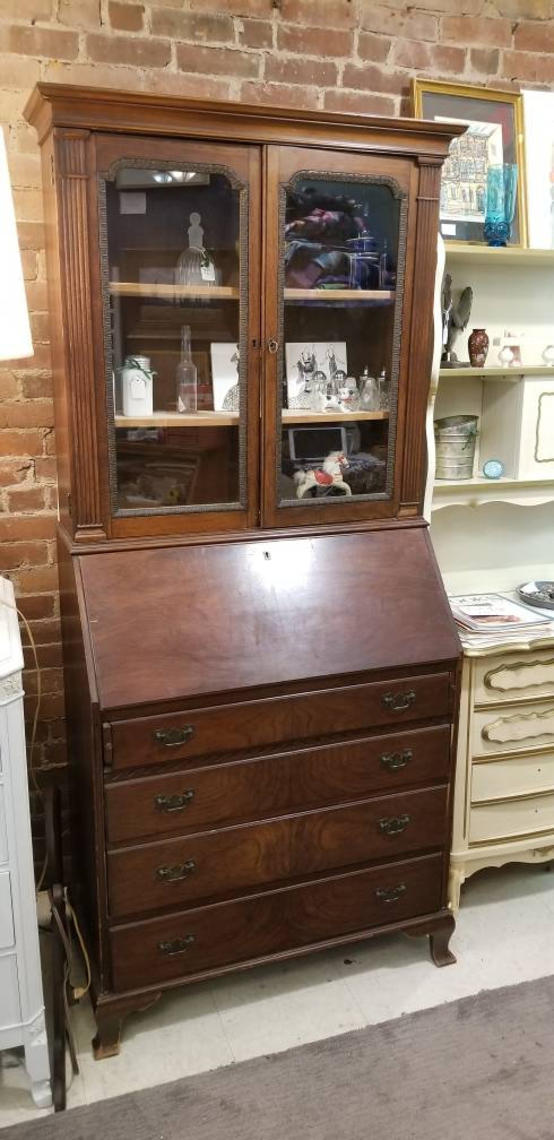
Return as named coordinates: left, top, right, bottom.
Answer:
left=95, top=136, right=260, bottom=535
left=263, top=146, right=412, bottom=527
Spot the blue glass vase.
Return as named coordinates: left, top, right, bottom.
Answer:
left=483, top=164, right=518, bottom=246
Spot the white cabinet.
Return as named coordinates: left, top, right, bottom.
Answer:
left=448, top=637, right=554, bottom=909
left=0, top=576, right=51, bottom=1107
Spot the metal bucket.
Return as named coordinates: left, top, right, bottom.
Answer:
left=434, top=415, right=478, bottom=480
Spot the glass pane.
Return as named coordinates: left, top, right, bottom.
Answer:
left=279, top=176, right=402, bottom=506
left=102, top=164, right=244, bottom=514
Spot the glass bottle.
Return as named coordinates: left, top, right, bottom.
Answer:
left=176, top=326, right=197, bottom=413
left=377, top=368, right=390, bottom=411
left=359, top=367, right=380, bottom=411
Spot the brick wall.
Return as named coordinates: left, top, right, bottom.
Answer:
left=1, top=0, right=552, bottom=778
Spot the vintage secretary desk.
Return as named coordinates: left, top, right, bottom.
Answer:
left=25, top=85, right=463, bottom=1057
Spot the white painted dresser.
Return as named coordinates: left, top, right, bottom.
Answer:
left=0, top=576, right=51, bottom=1107
left=449, top=628, right=554, bottom=910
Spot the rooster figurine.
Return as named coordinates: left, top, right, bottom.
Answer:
left=442, top=280, right=473, bottom=367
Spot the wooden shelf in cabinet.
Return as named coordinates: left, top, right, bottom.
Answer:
left=109, top=282, right=239, bottom=300
left=114, top=411, right=238, bottom=428
left=284, top=288, right=395, bottom=302
left=282, top=410, right=389, bottom=423
left=445, top=244, right=554, bottom=267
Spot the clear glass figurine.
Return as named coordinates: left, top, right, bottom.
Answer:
left=359, top=367, right=380, bottom=411
left=175, top=212, right=218, bottom=287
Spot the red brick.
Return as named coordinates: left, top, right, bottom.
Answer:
left=151, top=9, right=233, bottom=40
left=20, top=374, right=53, bottom=400
left=21, top=250, right=38, bottom=282
left=58, top=0, right=100, bottom=26
left=359, top=4, right=438, bottom=42
left=470, top=48, right=501, bottom=74
left=357, top=32, right=391, bottom=63
left=6, top=487, right=50, bottom=514
left=176, top=43, right=259, bottom=78
left=0, top=516, right=57, bottom=541
left=187, top=0, right=272, bottom=13
left=0, top=541, right=49, bottom=572
left=240, top=81, right=320, bottom=111
left=33, top=457, right=58, bottom=482
left=25, top=282, right=49, bottom=311
left=42, top=739, right=68, bottom=765
left=1, top=430, right=46, bottom=457
left=238, top=19, right=273, bottom=49
left=431, top=45, right=467, bottom=73
left=0, top=374, right=19, bottom=400
left=108, top=2, right=144, bottom=31
left=0, top=402, right=54, bottom=430
left=0, top=459, right=32, bottom=487
left=30, top=313, right=50, bottom=343
left=342, top=63, right=405, bottom=96
left=142, top=70, right=232, bottom=101
left=277, top=23, right=353, bottom=57
left=17, top=222, right=45, bottom=251
left=0, top=25, right=78, bottom=61
left=391, top=39, right=431, bottom=69
left=265, top=55, right=337, bottom=87
left=0, top=0, right=52, bottom=16
left=87, top=33, right=171, bottom=67
left=280, top=0, right=356, bottom=27
left=514, top=21, right=554, bottom=52
left=324, top=89, right=397, bottom=117
left=24, top=668, right=64, bottom=696
left=24, top=643, right=63, bottom=670
left=501, top=48, right=554, bottom=82
left=17, top=593, right=57, bottom=621
left=22, top=619, right=62, bottom=647
left=442, top=16, right=512, bottom=47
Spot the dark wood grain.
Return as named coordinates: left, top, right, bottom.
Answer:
left=107, top=785, right=448, bottom=918
left=107, top=672, right=450, bottom=771
left=110, top=853, right=444, bottom=991
left=104, top=724, right=452, bottom=844
left=79, top=529, right=459, bottom=710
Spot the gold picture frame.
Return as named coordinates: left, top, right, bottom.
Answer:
left=411, top=79, right=527, bottom=248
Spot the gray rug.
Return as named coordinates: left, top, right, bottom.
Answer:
left=4, top=976, right=554, bottom=1140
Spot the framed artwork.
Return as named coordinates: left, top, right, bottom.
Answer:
left=284, top=342, right=347, bottom=409
left=411, top=80, right=527, bottom=247
left=523, top=89, right=554, bottom=249
left=210, top=342, right=240, bottom=412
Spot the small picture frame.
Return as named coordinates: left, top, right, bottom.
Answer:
left=210, top=342, right=240, bottom=412
left=411, top=80, right=527, bottom=247
left=285, top=342, right=347, bottom=409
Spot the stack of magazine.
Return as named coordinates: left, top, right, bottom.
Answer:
left=449, top=593, right=553, bottom=648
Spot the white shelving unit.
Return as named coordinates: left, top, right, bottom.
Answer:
left=427, top=239, right=554, bottom=910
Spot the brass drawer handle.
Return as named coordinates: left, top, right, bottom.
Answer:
left=378, top=814, right=411, bottom=836
left=380, top=749, right=413, bottom=771
left=155, top=860, right=196, bottom=883
left=375, top=883, right=407, bottom=904
left=382, top=689, right=416, bottom=713
left=154, top=790, right=195, bottom=813
left=267, top=337, right=279, bottom=354
left=158, top=934, right=195, bottom=957
left=154, top=726, right=195, bottom=747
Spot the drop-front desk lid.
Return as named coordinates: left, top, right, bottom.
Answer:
left=77, top=528, right=461, bottom=711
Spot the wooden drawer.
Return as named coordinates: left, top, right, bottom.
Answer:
left=107, top=785, right=448, bottom=918
left=472, top=701, right=554, bottom=758
left=474, top=649, right=554, bottom=708
left=469, top=791, right=554, bottom=844
left=105, top=724, right=452, bottom=844
left=107, top=672, right=451, bottom=772
left=110, top=852, right=443, bottom=991
left=471, top=753, right=554, bottom=804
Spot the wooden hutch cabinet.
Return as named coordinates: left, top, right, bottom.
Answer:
left=26, top=85, right=462, bottom=1057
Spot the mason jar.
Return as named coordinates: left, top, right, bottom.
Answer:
left=120, top=356, right=154, bottom=417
